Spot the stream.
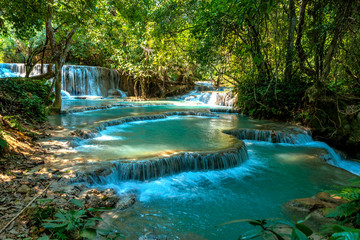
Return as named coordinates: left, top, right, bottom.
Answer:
left=50, top=97, right=359, bottom=240
left=2, top=64, right=359, bottom=239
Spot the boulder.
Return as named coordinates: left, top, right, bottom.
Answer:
left=17, top=185, right=31, bottom=194
left=283, top=192, right=347, bottom=231
left=81, top=188, right=120, bottom=209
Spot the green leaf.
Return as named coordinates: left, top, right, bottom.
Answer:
left=219, top=219, right=254, bottom=226
left=71, top=198, right=84, bottom=208
left=295, top=223, right=313, bottom=237
left=54, top=212, right=67, bottom=220
left=73, top=209, right=86, bottom=218
left=37, top=236, right=50, bottom=240
left=43, top=222, right=68, bottom=229
left=88, top=207, right=113, bottom=212
left=80, top=229, right=97, bottom=239
left=330, top=232, right=360, bottom=240
left=291, top=228, right=311, bottom=240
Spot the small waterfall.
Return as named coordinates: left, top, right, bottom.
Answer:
left=181, top=90, right=236, bottom=107
left=61, top=90, right=72, bottom=99
left=0, top=63, right=124, bottom=97
left=61, top=65, right=123, bottom=96
left=210, top=108, right=240, bottom=113
left=302, top=141, right=360, bottom=176
left=0, top=63, right=48, bottom=77
left=84, top=142, right=248, bottom=183
left=223, top=128, right=313, bottom=144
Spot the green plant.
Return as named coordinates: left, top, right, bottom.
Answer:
left=42, top=199, right=102, bottom=240
left=327, top=178, right=360, bottom=227
left=327, top=225, right=360, bottom=240
left=3, top=115, right=23, bottom=130
left=220, top=216, right=313, bottom=240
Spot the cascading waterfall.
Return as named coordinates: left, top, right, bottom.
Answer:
left=223, top=128, right=360, bottom=176
left=0, top=63, right=127, bottom=97
left=181, top=90, right=236, bottom=106
left=223, top=129, right=313, bottom=144
left=84, top=142, right=248, bottom=183
left=0, top=63, right=48, bottom=77
left=179, top=81, right=236, bottom=106
left=61, top=65, right=125, bottom=97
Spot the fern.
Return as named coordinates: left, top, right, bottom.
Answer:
left=327, top=178, right=360, bottom=227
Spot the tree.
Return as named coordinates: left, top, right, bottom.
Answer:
left=0, top=0, right=97, bottom=112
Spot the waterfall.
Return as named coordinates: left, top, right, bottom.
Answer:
left=61, top=65, right=123, bottom=96
left=223, top=128, right=313, bottom=144
left=84, top=142, right=248, bottom=183
left=181, top=90, right=236, bottom=106
left=0, top=63, right=124, bottom=97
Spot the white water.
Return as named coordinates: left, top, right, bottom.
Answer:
left=0, top=63, right=125, bottom=97
left=180, top=90, right=236, bottom=106
left=47, top=98, right=360, bottom=239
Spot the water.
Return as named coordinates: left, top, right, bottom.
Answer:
left=95, top=142, right=355, bottom=239
left=50, top=98, right=360, bottom=239
left=74, top=115, right=239, bottom=161
left=49, top=101, right=216, bottom=129
left=0, top=63, right=123, bottom=97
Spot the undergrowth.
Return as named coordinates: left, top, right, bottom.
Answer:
left=0, top=77, right=53, bottom=123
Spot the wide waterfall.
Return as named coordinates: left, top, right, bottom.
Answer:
left=85, top=142, right=248, bottom=183
left=0, top=63, right=127, bottom=97
left=61, top=65, right=124, bottom=96
left=223, top=128, right=313, bottom=144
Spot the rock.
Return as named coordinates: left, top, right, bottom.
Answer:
left=286, top=197, right=336, bottom=212
left=116, top=194, right=136, bottom=210
left=70, top=129, right=96, bottom=139
left=315, top=192, right=347, bottom=205
left=81, top=188, right=120, bottom=209
left=283, top=192, right=348, bottom=232
left=17, top=185, right=31, bottom=194
left=108, top=88, right=122, bottom=97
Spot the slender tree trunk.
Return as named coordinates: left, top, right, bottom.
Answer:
left=295, top=0, right=316, bottom=77
left=52, top=61, right=62, bottom=110
left=284, top=0, right=296, bottom=82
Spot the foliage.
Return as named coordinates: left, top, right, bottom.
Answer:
left=221, top=216, right=313, bottom=240
left=236, top=76, right=309, bottom=120
left=0, top=127, right=8, bottom=155
left=223, top=216, right=360, bottom=240
left=327, top=179, right=360, bottom=227
left=0, top=78, right=52, bottom=122
left=41, top=199, right=102, bottom=240
left=38, top=199, right=122, bottom=240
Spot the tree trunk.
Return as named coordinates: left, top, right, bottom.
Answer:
left=52, top=61, right=62, bottom=110
left=320, top=0, right=353, bottom=83
left=284, top=0, right=296, bottom=82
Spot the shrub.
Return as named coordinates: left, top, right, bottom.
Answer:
left=0, top=77, right=52, bottom=122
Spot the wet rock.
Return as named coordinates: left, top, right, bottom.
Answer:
left=81, top=188, right=120, bottom=209
left=116, top=194, right=136, bottom=210
left=17, top=185, right=31, bottom=194
left=70, top=129, right=96, bottom=139
left=108, top=88, right=123, bottom=97
left=283, top=192, right=347, bottom=231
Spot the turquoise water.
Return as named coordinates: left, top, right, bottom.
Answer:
left=73, top=114, right=270, bottom=160
left=49, top=101, right=212, bottom=129
left=96, top=142, right=354, bottom=239
left=56, top=99, right=358, bottom=240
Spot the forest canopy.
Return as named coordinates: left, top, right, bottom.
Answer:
left=1, top=0, right=360, bottom=153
